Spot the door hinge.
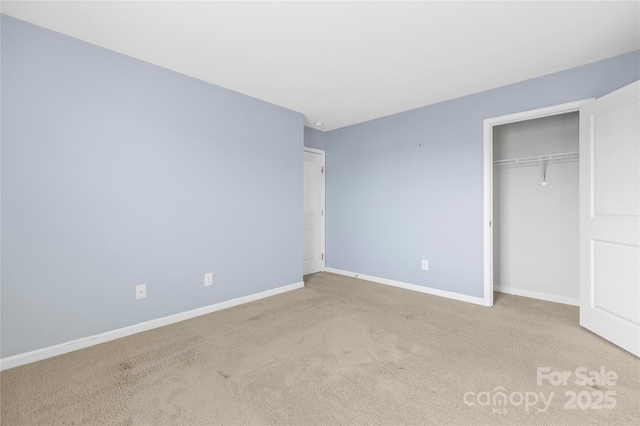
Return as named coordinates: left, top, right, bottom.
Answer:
left=321, top=253, right=324, bottom=260
left=321, top=166, right=324, bottom=174
left=321, top=209, right=324, bottom=216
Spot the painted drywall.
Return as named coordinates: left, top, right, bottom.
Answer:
left=304, top=126, right=326, bottom=151
left=1, top=15, right=303, bottom=358
left=325, top=51, right=639, bottom=298
left=493, top=113, right=579, bottom=302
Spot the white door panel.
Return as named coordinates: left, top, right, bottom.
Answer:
left=303, top=149, right=325, bottom=275
left=580, top=80, right=640, bottom=357
left=592, top=241, right=639, bottom=325
left=593, top=101, right=639, bottom=216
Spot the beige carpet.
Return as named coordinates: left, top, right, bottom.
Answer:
left=1, top=272, right=638, bottom=425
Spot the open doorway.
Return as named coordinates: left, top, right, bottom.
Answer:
left=482, top=100, right=592, bottom=307
left=492, top=112, right=579, bottom=305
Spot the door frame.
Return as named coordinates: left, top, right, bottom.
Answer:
left=482, top=99, right=593, bottom=307
left=304, top=147, right=326, bottom=273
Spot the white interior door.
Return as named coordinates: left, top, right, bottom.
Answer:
left=303, top=149, right=325, bottom=275
left=579, top=81, right=640, bottom=357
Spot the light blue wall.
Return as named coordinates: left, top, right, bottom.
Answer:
left=1, top=15, right=303, bottom=358
left=304, top=126, right=326, bottom=151
left=326, top=51, right=640, bottom=298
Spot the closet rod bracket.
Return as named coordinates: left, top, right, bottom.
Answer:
left=540, top=158, right=547, bottom=186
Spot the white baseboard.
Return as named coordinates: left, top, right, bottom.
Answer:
left=325, top=268, right=487, bottom=306
left=0, top=281, right=304, bottom=371
left=494, top=286, right=579, bottom=306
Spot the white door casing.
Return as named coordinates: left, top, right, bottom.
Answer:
left=579, top=81, right=640, bottom=357
left=303, top=148, right=325, bottom=275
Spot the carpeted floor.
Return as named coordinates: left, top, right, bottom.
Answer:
left=1, top=272, right=638, bottom=425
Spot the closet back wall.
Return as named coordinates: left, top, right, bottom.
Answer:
left=493, top=113, right=579, bottom=304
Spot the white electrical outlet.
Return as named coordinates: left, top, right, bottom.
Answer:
left=204, top=273, right=213, bottom=286
left=136, top=284, right=146, bottom=299
left=421, top=260, right=429, bottom=270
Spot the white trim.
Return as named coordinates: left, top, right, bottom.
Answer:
left=0, top=281, right=304, bottom=371
left=325, top=268, right=487, bottom=306
left=303, top=147, right=324, bottom=156
left=495, top=286, right=579, bottom=307
left=482, top=99, right=593, bottom=308
left=304, top=147, right=326, bottom=273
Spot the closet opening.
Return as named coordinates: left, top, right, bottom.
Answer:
left=493, top=112, right=579, bottom=305
left=482, top=99, right=592, bottom=307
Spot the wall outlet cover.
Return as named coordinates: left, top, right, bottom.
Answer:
left=421, top=260, right=429, bottom=270
left=136, top=284, right=146, bottom=299
left=204, top=273, right=213, bottom=286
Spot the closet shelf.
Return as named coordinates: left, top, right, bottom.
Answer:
left=493, top=151, right=579, bottom=167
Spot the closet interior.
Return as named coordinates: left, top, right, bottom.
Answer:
left=492, top=112, right=580, bottom=305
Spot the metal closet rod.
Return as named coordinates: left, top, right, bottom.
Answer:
left=493, top=151, right=579, bottom=167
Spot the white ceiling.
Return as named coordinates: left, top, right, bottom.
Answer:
left=2, top=1, right=639, bottom=131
